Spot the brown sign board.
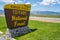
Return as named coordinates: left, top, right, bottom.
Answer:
left=4, top=4, right=31, bottom=29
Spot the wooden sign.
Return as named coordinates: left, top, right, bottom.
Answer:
left=4, top=4, right=31, bottom=29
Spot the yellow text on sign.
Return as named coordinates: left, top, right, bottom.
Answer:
left=13, top=10, right=27, bottom=15
left=14, top=21, right=25, bottom=27
left=4, top=4, right=31, bottom=11
left=12, top=16, right=27, bottom=21
left=12, top=16, right=28, bottom=27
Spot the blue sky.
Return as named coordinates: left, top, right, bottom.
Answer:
left=0, top=0, right=60, bottom=12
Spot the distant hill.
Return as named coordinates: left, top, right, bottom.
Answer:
left=0, top=10, right=4, bottom=15
left=0, top=10, right=60, bottom=15
left=31, top=11, right=60, bottom=15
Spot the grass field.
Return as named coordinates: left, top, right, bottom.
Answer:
left=30, top=14, right=60, bottom=18
left=0, top=17, right=60, bottom=40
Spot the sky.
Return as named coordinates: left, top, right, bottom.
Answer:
left=0, top=0, right=60, bottom=12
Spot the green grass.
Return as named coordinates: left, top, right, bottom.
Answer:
left=30, top=14, right=60, bottom=18
left=0, top=17, right=60, bottom=40
left=0, top=17, right=7, bottom=32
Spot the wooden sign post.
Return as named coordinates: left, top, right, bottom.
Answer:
left=4, top=4, right=31, bottom=37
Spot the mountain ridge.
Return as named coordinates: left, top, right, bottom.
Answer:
left=0, top=10, right=4, bottom=15
left=0, top=10, right=60, bottom=15
left=31, top=11, right=60, bottom=15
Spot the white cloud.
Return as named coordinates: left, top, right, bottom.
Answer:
left=57, top=0, right=60, bottom=4
left=25, top=2, right=30, bottom=4
left=39, top=0, right=60, bottom=6
left=0, top=0, right=24, bottom=4
left=16, top=1, right=23, bottom=4
left=0, top=0, right=14, bottom=4
left=32, top=4, right=37, bottom=6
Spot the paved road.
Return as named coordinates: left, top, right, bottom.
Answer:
left=29, top=16, right=60, bottom=23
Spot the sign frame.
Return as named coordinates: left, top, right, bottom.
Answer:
left=4, top=4, right=31, bottom=29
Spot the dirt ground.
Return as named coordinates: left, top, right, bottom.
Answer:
left=29, top=16, right=60, bottom=23
left=0, top=15, right=60, bottom=23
